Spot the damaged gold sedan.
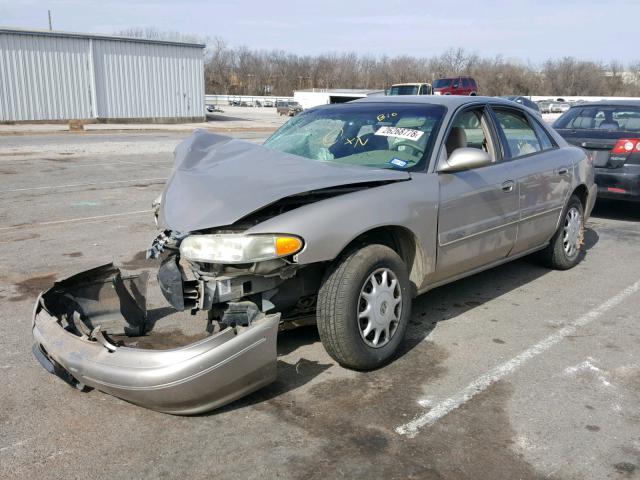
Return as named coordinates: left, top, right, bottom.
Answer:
left=32, top=97, right=596, bottom=413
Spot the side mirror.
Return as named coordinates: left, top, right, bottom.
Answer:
left=439, top=148, right=492, bottom=173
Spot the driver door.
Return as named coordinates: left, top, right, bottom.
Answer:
left=434, top=106, right=519, bottom=281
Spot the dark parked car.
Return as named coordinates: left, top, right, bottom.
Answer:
left=501, top=96, right=541, bottom=115
left=433, top=76, right=478, bottom=96
left=553, top=100, right=640, bottom=202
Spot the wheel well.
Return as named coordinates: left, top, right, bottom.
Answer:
left=572, top=184, right=588, bottom=210
left=339, top=226, right=425, bottom=296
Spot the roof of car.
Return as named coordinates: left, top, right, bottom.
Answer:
left=353, top=95, right=515, bottom=108
left=568, top=99, right=640, bottom=108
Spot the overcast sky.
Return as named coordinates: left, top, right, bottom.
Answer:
left=1, top=0, right=637, bottom=64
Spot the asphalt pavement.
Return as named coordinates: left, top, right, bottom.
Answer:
left=0, top=129, right=639, bottom=480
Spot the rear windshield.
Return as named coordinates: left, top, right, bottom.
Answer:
left=434, top=79, right=452, bottom=89
left=389, top=85, right=419, bottom=95
left=554, top=105, right=640, bottom=132
left=263, top=103, right=446, bottom=172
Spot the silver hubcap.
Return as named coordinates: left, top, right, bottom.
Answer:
left=357, top=268, right=402, bottom=348
left=563, top=206, right=582, bottom=259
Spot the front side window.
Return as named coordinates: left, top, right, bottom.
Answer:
left=444, top=107, right=497, bottom=163
left=264, top=103, right=446, bottom=171
left=493, top=109, right=542, bottom=158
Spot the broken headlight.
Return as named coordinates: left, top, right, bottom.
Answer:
left=179, top=234, right=303, bottom=264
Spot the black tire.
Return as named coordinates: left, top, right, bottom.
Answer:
left=317, top=244, right=411, bottom=370
left=539, top=194, right=584, bottom=270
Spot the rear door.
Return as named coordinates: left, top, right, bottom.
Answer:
left=491, top=106, right=571, bottom=254
left=435, top=105, right=519, bottom=281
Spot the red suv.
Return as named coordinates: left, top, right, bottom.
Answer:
left=433, top=76, right=478, bottom=96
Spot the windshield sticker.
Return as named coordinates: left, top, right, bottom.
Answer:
left=375, top=126, right=424, bottom=141
left=389, top=158, right=409, bottom=168
left=377, top=112, right=398, bottom=122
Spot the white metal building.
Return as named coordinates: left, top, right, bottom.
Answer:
left=293, top=88, right=385, bottom=110
left=0, top=27, right=205, bottom=122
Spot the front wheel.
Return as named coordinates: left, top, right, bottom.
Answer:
left=539, top=194, right=584, bottom=270
left=317, top=244, right=411, bottom=370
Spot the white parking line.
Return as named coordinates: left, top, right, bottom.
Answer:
left=0, top=209, right=152, bottom=232
left=0, top=177, right=167, bottom=194
left=395, top=279, right=640, bottom=437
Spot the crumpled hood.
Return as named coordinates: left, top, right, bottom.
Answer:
left=159, top=130, right=410, bottom=232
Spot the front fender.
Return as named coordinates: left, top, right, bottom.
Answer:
left=246, top=174, right=439, bottom=288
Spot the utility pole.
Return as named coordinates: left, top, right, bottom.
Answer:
left=48, top=10, right=52, bottom=31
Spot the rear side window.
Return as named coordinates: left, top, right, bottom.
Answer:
left=462, top=78, right=470, bottom=88
left=555, top=106, right=640, bottom=132
left=493, top=109, right=542, bottom=158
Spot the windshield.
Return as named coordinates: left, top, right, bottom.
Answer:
left=433, top=79, right=452, bottom=89
left=389, top=85, right=419, bottom=95
left=263, top=103, right=446, bottom=171
left=554, top=105, right=640, bottom=132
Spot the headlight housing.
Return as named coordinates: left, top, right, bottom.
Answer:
left=179, top=234, right=303, bottom=264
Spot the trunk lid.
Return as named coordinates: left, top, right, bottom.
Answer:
left=556, top=129, right=637, bottom=168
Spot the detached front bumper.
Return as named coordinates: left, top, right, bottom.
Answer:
left=32, top=264, right=279, bottom=414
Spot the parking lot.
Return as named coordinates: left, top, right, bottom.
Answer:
left=1, top=118, right=639, bottom=479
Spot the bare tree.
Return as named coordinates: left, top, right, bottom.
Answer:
left=114, top=31, right=640, bottom=97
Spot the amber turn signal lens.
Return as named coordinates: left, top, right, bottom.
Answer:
left=275, top=236, right=303, bottom=256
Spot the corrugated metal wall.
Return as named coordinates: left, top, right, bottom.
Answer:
left=0, top=30, right=204, bottom=122
left=93, top=40, right=204, bottom=120
left=0, top=33, right=93, bottom=121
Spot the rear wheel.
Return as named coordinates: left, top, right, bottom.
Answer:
left=539, top=194, right=584, bottom=270
left=317, top=244, right=411, bottom=370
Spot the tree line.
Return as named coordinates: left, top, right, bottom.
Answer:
left=116, top=29, right=640, bottom=97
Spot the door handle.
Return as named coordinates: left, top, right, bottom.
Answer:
left=557, top=167, right=570, bottom=176
left=501, top=180, right=515, bottom=193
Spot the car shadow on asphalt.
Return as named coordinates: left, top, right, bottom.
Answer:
left=394, top=226, right=599, bottom=363
left=209, top=325, right=332, bottom=415
left=205, top=113, right=251, bottom=122
left=209, top=227, right=600, bottom=414
left=591, top=199, right=640, bottom=222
